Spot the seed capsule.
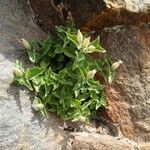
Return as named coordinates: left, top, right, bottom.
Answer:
left=87, top=69, right=97, bottom=79
left=112, top=60, right=123, bottom=70
left=22, top=38, right=31, bottom=49
left=13, top=68, right=23, bottom=76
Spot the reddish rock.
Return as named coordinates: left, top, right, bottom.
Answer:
left=97, top=25, right=150, bottom=142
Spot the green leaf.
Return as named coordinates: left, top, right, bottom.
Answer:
left=65, top=32, right=78, bottom=46
left=35, top=97, right=48, bottom=117
left=95, top=99, right=102, bottom=110
left=71, top=99, right=81, bottom=107
left=54, top=44, right=64, bottom=54
left=44, top=95, right=57, bottom=105
left=14, top=74, right=33, bottom=90
left=52, top=90, right=61, bottom=98
left=78, top=93, right=89, bottom=101
left=81, top=100, right=93, bottom=110
left=13, top=25, right=113, bottom=122
left=91, top=37, right=106, bottom=53
left=63, top=37, right=70, bottom=48
left=40, top=60, right=49, bottom=67
left=25, top=67, right=45, bottom=79
left=75, top=51, right=85, bottom=62
left=56, top=25, right=67, bottom=33
left=73, top=51, right=85, bottom=69
left=63, top=47, right=75, bottom=58
left=39, top=37, right=52, bottom=56
left=65, top=66, right=79, bottom=79
left=27, top=48, right=36, bottom=62
left=15, top=60, right=24, bottom=71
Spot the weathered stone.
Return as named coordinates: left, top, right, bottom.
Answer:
left=1, top=0, right=150, bottom=149
left=70, top=0, right=150, bottom=31
left=29, top=0, right=65, bottom=32
left=97, top=25, right=150, bottom=142
left=138, top=143, right=150, bottom=150
left=71, top=133, right=136, bottom=150
left=0, top=0, right=66, bottom=149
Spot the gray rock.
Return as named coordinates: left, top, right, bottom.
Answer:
left=0, top=0, right=65, bottom=149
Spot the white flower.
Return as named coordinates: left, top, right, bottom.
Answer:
left=77, top=30, right=83, bottom=44
left=112, top=60, right=123, bottom=70
left=87, top=69, right=97, bottom=79
left=22, top=38, right=31, bottom=49
left=82, top=37, right=90, bottom=48
left=13, top=68, right=23, bottom=76
left=86, top=45, right=96, bottom=53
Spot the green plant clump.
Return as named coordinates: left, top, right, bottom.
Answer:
left=13, top=25, right=118, bottom=122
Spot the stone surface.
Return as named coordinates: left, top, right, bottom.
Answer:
left=70, top=0, right=150, bottom=31
left=29, top=0, right=65, bottom=32
left=138, top=143, right=150, bottom=150
left=71, top=132, right=137, bottom=150
left=97, top=25, right=150, bottom=142
left=0, top=0, right=66, bottom=149
left=1, top=0, right=150, bottom=149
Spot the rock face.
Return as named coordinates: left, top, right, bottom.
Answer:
left=0, top=0, right=65, bottom=149
left=1, top=0, right=150, bottom=149
left=97, top=25, right=150, bottom=142
left=29, top=0, right=65, bottom=32
left=71, top=133, right=137, bottom=150
left=27, top=0, right=150, bottom=31
left=70, top=0, right=150, bottom=31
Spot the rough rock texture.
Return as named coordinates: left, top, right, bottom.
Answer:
left=70, top=0, right=150, bottom=31
left=97, top=25, right=150, bottom=142
left=71, top=133, right=137, bottom=150
left=138, top=143, right=150, bottom=150
left=70, top=133, right=150, bottom=150
left=29, top=0, right=66, bottom=32
left=0, top=0, right=66, bottom=149
left=1, top=0, right=150, bottom=149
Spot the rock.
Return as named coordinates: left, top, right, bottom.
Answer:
left=69, top=0, right=150, bottom=31
left=71, top=133, right=137, bottom=150
left=138, top=143, right=150, bottom=150
left=1, top=0, right=150, bottom=149
left=29, top=0, right=66, bottom=32
left=0, top=0, right=66, bottom=149
left=97, top=25, right=150, bottom=142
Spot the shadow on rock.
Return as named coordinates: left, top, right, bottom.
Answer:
left=6, top=83, right=23, bottom=113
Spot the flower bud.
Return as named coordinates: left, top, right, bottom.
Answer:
left=86, top=45, right=96, bottom=53
left=22, top=38, right=31, bottom=49
left=82, top=37, right=90, bottom=48
left=77, top=30, right=83, bottom=44
left=14, top=68, right=23, bottom=76
left=112, top=60, right=123, bottom=70
left=87, top=69, right=97, bottom=79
